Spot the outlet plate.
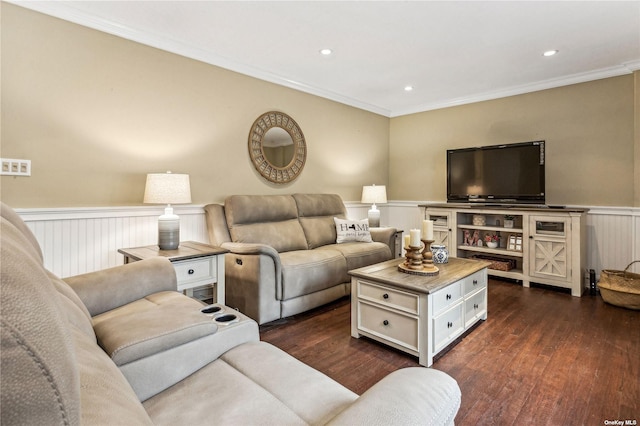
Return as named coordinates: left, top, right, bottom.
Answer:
left=1, top=158, right=31, bottom=176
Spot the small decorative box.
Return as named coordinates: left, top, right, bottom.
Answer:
left=472, top=215, right=486, bottom=226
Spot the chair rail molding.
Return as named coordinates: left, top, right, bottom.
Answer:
left=15, top=202, right=639, bottom=278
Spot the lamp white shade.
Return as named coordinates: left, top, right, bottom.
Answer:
left=143, top=172, right=192, bottom=250
left=143, top=172, right=192, bottom=204
left=361, top=185, right=387, bottom=205
left=361, top=185, right=387, bottom=227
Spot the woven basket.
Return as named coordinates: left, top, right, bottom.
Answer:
left=598, top=261, right=640, bottom=310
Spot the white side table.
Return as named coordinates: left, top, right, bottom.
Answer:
left=118, top=241, right=227, bottom=304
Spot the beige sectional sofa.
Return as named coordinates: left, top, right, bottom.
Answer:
left=1, top=202, right=462, bottom=425
left=205, top=193, right=397, bottom=325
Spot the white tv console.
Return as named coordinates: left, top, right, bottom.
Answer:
left=421, top=204, right=588, bottom=296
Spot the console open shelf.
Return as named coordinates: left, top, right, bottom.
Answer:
left=421, top=204, right=588, bottom=297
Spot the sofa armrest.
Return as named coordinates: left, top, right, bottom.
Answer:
left=370, top=227, right=397, bottom=256
left=64, top=257, right=177, bottom=317
left=221, top=241, right=281, bottom=259
left=326, top=368, right=460, bottom=426
left=219, top=242, right=284, bottom=323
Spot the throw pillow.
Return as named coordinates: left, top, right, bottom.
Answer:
left=334, top=218, right=373, bottom=243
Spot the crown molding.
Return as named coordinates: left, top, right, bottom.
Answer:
left=9, top=1, right=640, bottom=119
left=391, top=62, right=640, bottom=117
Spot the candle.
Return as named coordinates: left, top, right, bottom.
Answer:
left=410, top=229, right=421, bottom=247
left=404, top=234, right=411, bottom=248
left=422, top=220, right=434, bottom=240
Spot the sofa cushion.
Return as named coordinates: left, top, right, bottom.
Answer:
left=144, top=352, right=307, bottom=425
left=221, top=342, right=358, bottom=424
left=294, top=193, right=348, bottom=249
left=143, top=342, right=358, bottom=425
left=334, top=217, right=373, bottom=243
left=92, top=291, right=218, bottom=366
left=225, top=195, right=308, bottom=252
left=279, top=249, right=348, bottom=300
left=319, top=242, right=392, bottom=272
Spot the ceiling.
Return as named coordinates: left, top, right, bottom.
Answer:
left=10, top=1, right=640, bottom=117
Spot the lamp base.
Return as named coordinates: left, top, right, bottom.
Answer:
left=368, top=208, right=381, bottom=228
left=158, top=207, right=180, bottom=250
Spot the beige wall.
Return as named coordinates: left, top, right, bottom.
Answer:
left=390, top=75, right=637, bottom=207
left=2, top=4, right=638, bottom=209
left=0, top=4, right=389, bottom=208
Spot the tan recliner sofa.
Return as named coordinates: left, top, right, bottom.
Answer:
left=205, top=193, right=397, bottom=325
left=1, top=202, right=462, bottom=425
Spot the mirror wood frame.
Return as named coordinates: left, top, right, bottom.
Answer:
left=248, top=111, right=306, bottom=184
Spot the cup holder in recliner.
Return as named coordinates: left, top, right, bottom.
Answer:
left=214, top=314, right=238, bottom=325
left=200, top=305, right=223, bottom=316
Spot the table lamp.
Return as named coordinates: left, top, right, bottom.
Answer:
left=143, top=171, right=192, bottom=250
left=361, top=184, right=387, bottom=227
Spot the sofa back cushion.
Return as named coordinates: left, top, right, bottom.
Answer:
left=293, top=194, right=347, bottom=249
left=225, top=195, right=308, bottom=252
left=204, top=203, right=232, bottom=246
left=1, top=217, right=81, bottom=425
left=49, top=271, right=96, bottom=340
left=1, top=202, right=43, bottom=262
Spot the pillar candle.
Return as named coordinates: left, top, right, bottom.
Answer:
left=422, top=220, right=434, bottom=240
left=410, top=229, right=421, bottom=247
left=404, top=234, right=411, bottom=248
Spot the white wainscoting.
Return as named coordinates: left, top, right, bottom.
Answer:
left=16, top=202, right=639, bottom=279
left=18, top=206, right=209, bottom=278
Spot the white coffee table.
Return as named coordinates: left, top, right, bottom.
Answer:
left=349, top=257, right=490, bottom=366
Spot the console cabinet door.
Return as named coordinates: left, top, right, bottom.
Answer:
left=425, top=209, right=453, bottom=250
left=528, top=216, right=571, bottom=281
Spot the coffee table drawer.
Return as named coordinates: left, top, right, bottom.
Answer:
left=463, top=270, right=487, bottom=295
left=465, top=287, right=487, bottom=327
left=357, top=280, right=419, bottom=315
left=358, top=301, right=419, bottom=352
left=433, top=302, right=464, bottom=353
left=432, top=281, right=462, bottom=315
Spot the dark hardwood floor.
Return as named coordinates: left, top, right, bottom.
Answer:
left=260, top=279, right=640, bottom=425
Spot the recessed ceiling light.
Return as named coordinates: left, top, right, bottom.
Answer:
left=404, top=85, right=414, bottom=92
left=543, top=50, right=559, bottom=57
left=320, top=48, right=333, bottom=56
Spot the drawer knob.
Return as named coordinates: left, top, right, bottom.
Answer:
left=383, top=320, right=389, bottom=326
left=447, top=321, right=453, bottom=328
left=446, top=294, right=451, bottom=300
left=383, top=293, right=389, bottom=299
left=474, top=303, right=479, bottom=309
left=473, top=279, right=478, bottom=285
left=188, top=269, right=195, bottom=275
left=236, top=258, right=243, bottom=266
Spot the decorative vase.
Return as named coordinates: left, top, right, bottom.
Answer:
left=431, top=244, right=449, bottom=264
left=504, top=219, right=514, bottom=229
left=487, top=241, right=498, bottom=249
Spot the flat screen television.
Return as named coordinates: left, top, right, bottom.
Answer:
left=447, top=141, right=545, bottom=205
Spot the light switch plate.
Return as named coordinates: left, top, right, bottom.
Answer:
left=0, top=158, right=31, bottom=176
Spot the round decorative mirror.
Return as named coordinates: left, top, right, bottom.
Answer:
left=248, top=111, right=306, bottom=184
